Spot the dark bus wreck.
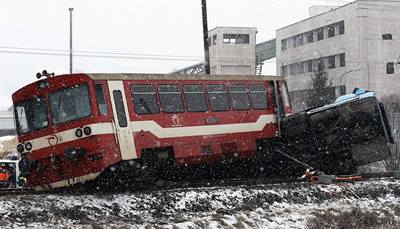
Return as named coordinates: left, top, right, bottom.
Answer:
left=278, top=88, right=393, bottom=174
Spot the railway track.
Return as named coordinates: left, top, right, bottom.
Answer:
left=0, top=171, right=399, bottom=196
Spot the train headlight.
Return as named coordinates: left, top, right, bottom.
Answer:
left=17, top=144, right=25, bottom=153
left=75, top=128, right=83, bottom=138
left=25, top=142, right=32, bottom=151
left=83, top=126, right=92, bottom=136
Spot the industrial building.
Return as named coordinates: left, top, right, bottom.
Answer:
left=208, top=27, right=257, bottom=75
left=172, top=26, right=276, bottom=75
left=276, top=0, right=400, bottom=111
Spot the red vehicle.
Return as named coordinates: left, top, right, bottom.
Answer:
left=12, top=73, right=292, bottom=190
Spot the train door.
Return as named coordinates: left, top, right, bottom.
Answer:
left=270, top=80, right=293, bottom=118
left=278, top=81, right=293, bottom=115
left=108, top=81, right=137, bottom=160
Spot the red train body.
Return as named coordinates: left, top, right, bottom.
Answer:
left=12, top=73, right=292, bottom=190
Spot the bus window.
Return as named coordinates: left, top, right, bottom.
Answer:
left=207, top=85, right=229, bottom=111
left=15, top=96, right=48, bottom=134
left=131, top=85, right=159, bottom=115
left=113, top=90, right=128, bottom=127
left=183, top=85, right=208, bottom=112
left=158, top=85, right=184, bottom=113
left=95, top=83, right=108, bottom=115
left=249, top=85, right=268, bottom=110
left=50, top=84, right=92, bottom=125
left=229, top=85, right=250, bottom=111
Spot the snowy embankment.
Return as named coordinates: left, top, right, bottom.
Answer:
left=0, top=135, right=16, bottom=158
left=1, top=179, right=400, bottom=228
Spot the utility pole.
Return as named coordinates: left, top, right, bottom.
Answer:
left=201, top=0, right=210, bottom=75
left=69, top=8, right=74, bottom=74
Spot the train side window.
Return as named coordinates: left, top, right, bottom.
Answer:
left=183, top=85, right=208, bottom=112
left=207, top=85, right=229, bottom=111
left=229, top=85, right=250, bottom=110
left=249, top=85, right=268, bottom=109
left=158, top=85, right=184, bottom=113
left=95, top=84, right=108, bottom=115
left=113, top=90, right=128, bottom=127
left=131, top=85, right=159, bottom=115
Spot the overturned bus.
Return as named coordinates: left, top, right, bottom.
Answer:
left=279, top=88, right=394, bottom=174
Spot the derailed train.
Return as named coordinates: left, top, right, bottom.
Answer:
left=11, top=73, right=392, bottom=190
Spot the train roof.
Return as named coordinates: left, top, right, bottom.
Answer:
left=86, top=73, right=284, bottom=81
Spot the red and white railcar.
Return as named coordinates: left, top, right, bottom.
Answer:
left=12, top=73, right=292, bottom=190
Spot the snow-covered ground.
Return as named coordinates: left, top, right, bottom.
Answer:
left=1, top=178, right=400, bottom=228
left=0, top=135, right=14, bottom=150
left=0, top=135, right=16, bottom=158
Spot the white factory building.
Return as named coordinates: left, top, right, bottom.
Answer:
left=276, top=0, right=400, bottom=111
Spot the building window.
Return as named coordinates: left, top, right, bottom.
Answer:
left=307, top=60, right=313, bottom=72
left=339, top=53, right=345, bottom=67
left=223, top=34, right=249, bottom=44
left=339, top=21, right=345, bottom=35
left=158, top=85, right=184, bottom=113
left=328, top=56, right=336, bottom=69
left=297, top=62, right=304, bottom=74
left=297, top=35, right=304, bottom=46
left=382, top=34, right=392, bottom=40
left=289, top=64, right=296, bottom=75
left=317, top=28, right=324, bottom=41
left=307, top=32, right=314, bottom=43
left=281, top=39, right=287, bottom=51
left=387, top=62, right=395, bottom=74
left=212, top=34, right=217, bottom=45
left=281, top=65, right=288, bottom=76
left=317, top=59, right=325, bottom=71
left=131, top=85, right=159, bottom=115
left=183, top=85, right=208, bottom=112
left=292, top=37, right=297, bottom=48
left=328, top=25, right=335, bottom=38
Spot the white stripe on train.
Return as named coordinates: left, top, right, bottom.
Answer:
left=25, top=114, right=277, bottom=153
left=30, top=114, right=277, bottom=191
left=33, top=172, right=101, bottom=191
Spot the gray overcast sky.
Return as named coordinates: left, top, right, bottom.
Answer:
left=0, top=0, right=352, bottom=110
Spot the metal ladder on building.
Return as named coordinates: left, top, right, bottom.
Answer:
left=255, top=56, right=264, bottom=75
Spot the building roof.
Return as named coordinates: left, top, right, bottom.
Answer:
left=276, top=1, right=356, bottom=31
left=209, top=26, right=258, bottom=33
left=87, top=73, right=283, bottom=81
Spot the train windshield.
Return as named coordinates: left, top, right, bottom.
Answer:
left=49, top=84, right=92, bottom=125
left=15, top=96, right=48, bottom=134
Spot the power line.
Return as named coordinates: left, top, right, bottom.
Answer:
left=0, top=47, right=278, bottom=63
left=0, top=46, right=205, bottom=59
left=0, top=50, right=203, bottom=62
